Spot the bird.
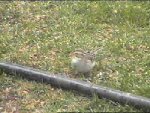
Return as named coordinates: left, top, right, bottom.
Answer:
left=69, top=49, right=98, bottom=76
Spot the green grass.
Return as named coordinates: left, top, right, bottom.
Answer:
left=0, top=1, right=150, bottom=112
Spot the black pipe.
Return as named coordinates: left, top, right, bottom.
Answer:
left=0, top=62, right=149, bottom=111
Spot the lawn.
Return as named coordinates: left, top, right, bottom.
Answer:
left=0, top=1, right=150, bottom=112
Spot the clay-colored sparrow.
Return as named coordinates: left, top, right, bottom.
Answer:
left=69, top=49, right=96, bottom=74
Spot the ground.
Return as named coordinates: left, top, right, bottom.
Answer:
left=0, top=1, right=150, bottom=112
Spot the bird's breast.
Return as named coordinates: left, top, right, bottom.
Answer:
left=71, top=57, right=95, bottom=73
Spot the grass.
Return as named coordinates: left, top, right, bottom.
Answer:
left=0, top=1, right=150, bottom=112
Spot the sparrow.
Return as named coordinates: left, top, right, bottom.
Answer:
left=69, top=49, right=97, bottom=75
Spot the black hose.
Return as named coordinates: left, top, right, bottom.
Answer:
left=0, top=62, right=149, bottom=111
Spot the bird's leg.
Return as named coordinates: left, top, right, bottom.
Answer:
left=74, top=70, right=80, bottom=77
left=83, top=72, right=92, bottom=82
left=83, top=71, right=91, bottom=77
